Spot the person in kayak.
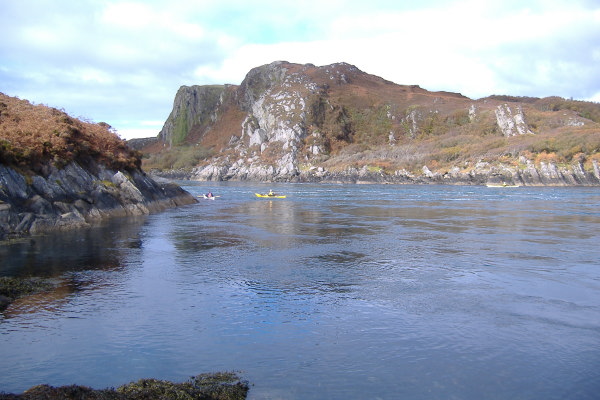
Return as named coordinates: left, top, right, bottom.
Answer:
left=268, top=189, right=275, bottom=196
left=206, top=191, right=214, bottom=198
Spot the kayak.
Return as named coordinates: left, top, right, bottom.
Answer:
left=199, top=195, right=220, bottom=199
left=255, top=193, right=286, bottom=199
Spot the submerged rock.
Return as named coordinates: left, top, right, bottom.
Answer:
left=0, top=276, right=56, bottom=311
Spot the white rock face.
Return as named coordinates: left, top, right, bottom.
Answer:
left=246, top=89, right=306, bottom=150
left=495, top=104, right=534, bottom=136
left=388, top=131, right=396, bottom=146
left=422, top=165, right=434, bottom=178
left=233, top=67, right=316, bottom=178
left=469, top=104, right=477, bottom=122
left=248, top=128, right=267, bottom=148
left=404, top=109, right=421, bottom=138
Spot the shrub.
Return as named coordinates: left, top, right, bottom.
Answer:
left=535, top=151, right=560, bottom=164
left=0, top=93, right=140, bottom=172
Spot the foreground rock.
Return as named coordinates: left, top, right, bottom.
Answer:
left=0, top=372, right=249, bottom=399
left=0, top=160, right=197, bottom=240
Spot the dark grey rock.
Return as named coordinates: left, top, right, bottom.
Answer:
left=0, top=160, right=197, bottom=240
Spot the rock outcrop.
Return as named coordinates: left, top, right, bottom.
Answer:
left=0, top=92, right=198, bottom=240
left=139, top=61, right=600, bottom=186
left=294, top=159, right=600, bottom=186
left=187, top=62, right=453, bottom=182
left=495, top=104, right=534, bottom=136
left=159, top=85, right=234, bottom=147
left=0, top=161, right=196, bottom=240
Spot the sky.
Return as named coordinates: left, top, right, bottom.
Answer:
left=1, top=0, right=599, bottom=140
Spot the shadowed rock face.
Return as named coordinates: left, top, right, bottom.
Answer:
left=0, top=161, right=196, bottom=240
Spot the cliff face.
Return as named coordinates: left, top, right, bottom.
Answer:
left=0, top=93, right=197, bottom=240
left=140, top=61, right=600, bottom=186
left=158, top=85, right=233, bottom=147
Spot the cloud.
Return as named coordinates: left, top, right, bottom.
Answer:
left=1, top=0, right=599, bottom=139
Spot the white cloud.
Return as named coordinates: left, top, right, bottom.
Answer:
left=1, top=0, right=599, bottom=139
left=101, top=2, right=158, bottom=28
left=117, top=127, right=163, bottom=140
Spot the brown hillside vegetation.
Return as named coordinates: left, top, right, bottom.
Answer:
left=0, top=93, right=141, bottom=173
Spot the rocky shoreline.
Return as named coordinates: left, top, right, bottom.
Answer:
left=153, top=158, right=600, bottom=187
left=0, top=161, right=197, bottom=241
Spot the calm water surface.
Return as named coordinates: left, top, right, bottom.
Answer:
left=1, top=183, right=599, bottom=399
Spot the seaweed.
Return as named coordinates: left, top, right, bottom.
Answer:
left=0, top=276, right=55, bottom=311
left=0, top=372, right=249, bottom=399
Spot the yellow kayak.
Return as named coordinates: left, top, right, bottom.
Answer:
left=255, top=193, right=286, bottom=199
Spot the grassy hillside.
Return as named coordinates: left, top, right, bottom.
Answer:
left=0, top=93, right=141, bottom=173
left=315, top=98, right=600, bottom=175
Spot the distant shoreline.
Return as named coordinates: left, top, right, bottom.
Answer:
left=149, top=164, right=600, bottom=187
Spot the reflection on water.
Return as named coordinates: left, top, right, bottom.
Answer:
left=1, top=183, right=599, bottom=399
left=3, top=281, right=72, bottom=319
left=0, top=217, right=148, bottom=321
left=0, top=217, right=148, bottom=277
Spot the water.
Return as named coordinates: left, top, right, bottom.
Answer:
left=1, top=183, right=599, bottom=399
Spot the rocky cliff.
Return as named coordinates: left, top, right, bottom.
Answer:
left=0, top=93, right=197, bottom=240
left=137, top=61, right=600, bottom=186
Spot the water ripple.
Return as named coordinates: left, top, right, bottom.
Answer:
left=1, top=183, right=599, bottom=398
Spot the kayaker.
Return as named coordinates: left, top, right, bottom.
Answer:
left=268, top=189, right=275, bottom=196
left=207, top=191, right=213, bottom=198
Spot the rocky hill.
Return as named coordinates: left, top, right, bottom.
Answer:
left=0, top=93, right=197, bottom=240
left=133, top=61, right=600, bottom=186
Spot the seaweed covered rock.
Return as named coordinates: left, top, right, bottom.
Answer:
left=0, top=276, right=55, bottom=311
left=0, top=372, right=249, bottom=399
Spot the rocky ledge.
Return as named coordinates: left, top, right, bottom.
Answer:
left=186, top=157, right=600, bottom=186
left=0, top=161, right=197, bottom=240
